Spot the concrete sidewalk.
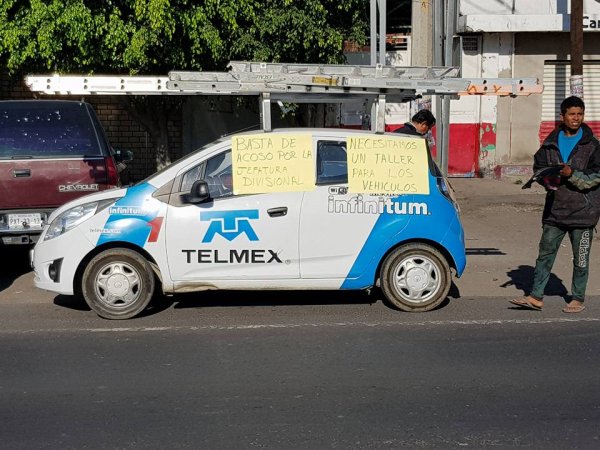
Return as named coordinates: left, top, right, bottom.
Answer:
left=450, top=177, right=600, bottom=300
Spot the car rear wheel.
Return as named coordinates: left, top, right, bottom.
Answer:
left=82, top=248, right=155, bottom=320
left=380, top=243, right=451, bottom=312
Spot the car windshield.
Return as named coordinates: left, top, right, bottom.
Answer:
left=0, top=102, right=102, bottom=159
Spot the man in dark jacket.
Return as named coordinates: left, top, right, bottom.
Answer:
left=394, top=109, right=436, bottom=136
left=511, top=96, right=600, bottom=313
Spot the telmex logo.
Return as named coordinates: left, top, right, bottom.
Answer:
left=200, top=210, right=259, bottom=243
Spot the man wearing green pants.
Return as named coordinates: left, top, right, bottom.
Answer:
left=511, top=96, right=600, bottom=313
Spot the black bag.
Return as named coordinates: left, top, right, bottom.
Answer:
left=522, top=165, right=563, bottom=190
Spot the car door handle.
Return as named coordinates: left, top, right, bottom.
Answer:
left=267, top=207, right=288, bottom=217
left=13, top=169, right=31, bottom=178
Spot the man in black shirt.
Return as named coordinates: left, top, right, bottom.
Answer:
left=394, top=109, right=436, bottom=136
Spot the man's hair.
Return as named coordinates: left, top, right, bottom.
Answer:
left=560, top=96, right=585, bottom=114
left=412, top=109, right=436, bottom=127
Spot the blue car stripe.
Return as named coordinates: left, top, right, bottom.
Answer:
left=97, top=183, right=160, bottom=247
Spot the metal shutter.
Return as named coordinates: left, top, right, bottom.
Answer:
left=542, top=61, right=600, bottom=121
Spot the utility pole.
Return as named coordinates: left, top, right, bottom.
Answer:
left=369, top=0, right=387, bottom=131
left=370, top=0, right=387, bottom=66
left=441, top=0, right=457, bottom=177
left=570, top=0, right=584, bottom=98
left=370, top=0, right=377, bottom=65
left=412, top=1, right=437, bottom=163
left=411, top=0, right=433, bottom=66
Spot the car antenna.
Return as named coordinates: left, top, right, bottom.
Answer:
left=220, top=123, right=261, bottom=138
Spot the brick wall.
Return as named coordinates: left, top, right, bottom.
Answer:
left=1, top=73, right=182, bottom=182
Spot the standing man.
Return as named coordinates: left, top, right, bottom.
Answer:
left=511, top=96, right=600, bottom=313
left=394, top=109, right=436, bottom=136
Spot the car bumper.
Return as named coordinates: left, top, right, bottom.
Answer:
left=441, top=212, right=467, bottom=277
left=0, top=209, right=54, bottom=244
left=31, top=229, right=95, bottom=296
left=2, top=232, right=40, bottom=245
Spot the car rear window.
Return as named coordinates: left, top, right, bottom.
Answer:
left=0, top=102, right=103, bottom=159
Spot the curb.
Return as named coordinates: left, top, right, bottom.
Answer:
left=493, top=164, right=532, bottom=181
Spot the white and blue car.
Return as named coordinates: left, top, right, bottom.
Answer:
left=31, top=129, right=466, bottom=319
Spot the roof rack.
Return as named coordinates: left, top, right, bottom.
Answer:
left=24, top=61, right=543, bottom=132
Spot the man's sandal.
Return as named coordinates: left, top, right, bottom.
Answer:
left=509, top=297, right=542, bottom=311
left=562, top=304, right=586, bottom=313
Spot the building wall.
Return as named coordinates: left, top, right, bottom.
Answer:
left=460, top=0, right=560, bottom=15
left=460, top=0, right=600, bottom=16
left=507, top=32, right=600, bottom=163
left=455, top=0, right=600, bottom=176
left=454, top=31, right=600, bottom=170
left=447, top=33, right=517, bottom=176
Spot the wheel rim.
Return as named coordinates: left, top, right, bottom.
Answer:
left=392, top=254, right=442, bottom=305
left=94, top=261, right=142, bottom=309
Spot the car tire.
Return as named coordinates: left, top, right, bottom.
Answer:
left=380, top=243, right=451, bottom=312
left=82, top=248, right=155, bottom=320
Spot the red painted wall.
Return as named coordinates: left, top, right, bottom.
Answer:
left=539, top=121, right=600, bottom=143
left=388, top=122, right=482, bottom=177
left=448, top=124, right=480, bottom=176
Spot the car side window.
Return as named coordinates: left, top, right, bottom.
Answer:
left=181, top=150, right=233, bottom=200
left=316, top=140, right=348, bottom=185
left=181, top=163, right=204, bottom=193
left=204, top=150, right=233, bottom=199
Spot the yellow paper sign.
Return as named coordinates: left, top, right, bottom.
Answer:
left=232, top=133, right=315, bottom=194
left=347, top=135, right=430, bottom=195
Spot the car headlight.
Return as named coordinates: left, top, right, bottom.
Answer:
left=44, top=201, right=100, bottom=241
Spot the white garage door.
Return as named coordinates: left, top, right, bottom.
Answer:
left=542, top=61, right=600, bottom=122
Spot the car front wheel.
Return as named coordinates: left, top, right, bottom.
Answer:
left=380, top=243, right=451, bottom=312
left=82, top=248, right=155, bottom=320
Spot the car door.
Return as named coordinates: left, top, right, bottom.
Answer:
left=165, top=147, right=302, bottom=282
left=299, top=136, right=412, bottom=280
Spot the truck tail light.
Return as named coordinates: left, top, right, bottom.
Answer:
left=105, top=157, right=120, bottom=188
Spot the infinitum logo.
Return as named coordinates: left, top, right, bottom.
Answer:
left=328, top=194, right=428, bottom=215
left=200, top=210, right=260, bottom=243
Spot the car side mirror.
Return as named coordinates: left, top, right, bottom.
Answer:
left=114, top=149, right=134, bottom=164
left=186, top=180, right=211, bottom=204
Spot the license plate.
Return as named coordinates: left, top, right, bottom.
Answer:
left=8, top=213, right=43, bottom=230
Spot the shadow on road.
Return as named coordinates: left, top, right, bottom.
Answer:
left=466, top=247, right=506, bottom=256
left=48, top=276, right=460, bottom=317
left=448, top=280, right=460, bottom=299
left=172, top=289, right=376, bottom=310
left=50, top=290, right=377, bottom=317
left=0, top=246, right=32, bottom=293
left=53, top=295, right=90, bottom=311
left=51, top=287, right=457, bottom=318
left=502, top=264, right=569, bottom=299
left=52, top=292, right=173, bottom=316
left=172, top=289, right=452, bottom=313
left=54, top=282, right=460, bottom=317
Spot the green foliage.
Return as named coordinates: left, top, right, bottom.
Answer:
left=0, top=0, right=369, bottom=74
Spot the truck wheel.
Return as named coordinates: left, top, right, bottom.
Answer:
left=380, top=243, right=451, bottom=312
left=82, top=248, right=155, bottom=320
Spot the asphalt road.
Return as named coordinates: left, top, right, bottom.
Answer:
left=2, top=247, right=600, bottom=449
left=2, top=178, right=600, bottom=449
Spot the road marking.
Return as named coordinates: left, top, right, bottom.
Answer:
left=3, top=317, right=600, bottom=334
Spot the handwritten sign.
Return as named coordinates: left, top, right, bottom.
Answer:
left=232, top=133, right=315, bottom=195
left=347, top=135, right=430, bottom=195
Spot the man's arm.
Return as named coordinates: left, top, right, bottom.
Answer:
left=567, top=138, right=600, bottom=190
